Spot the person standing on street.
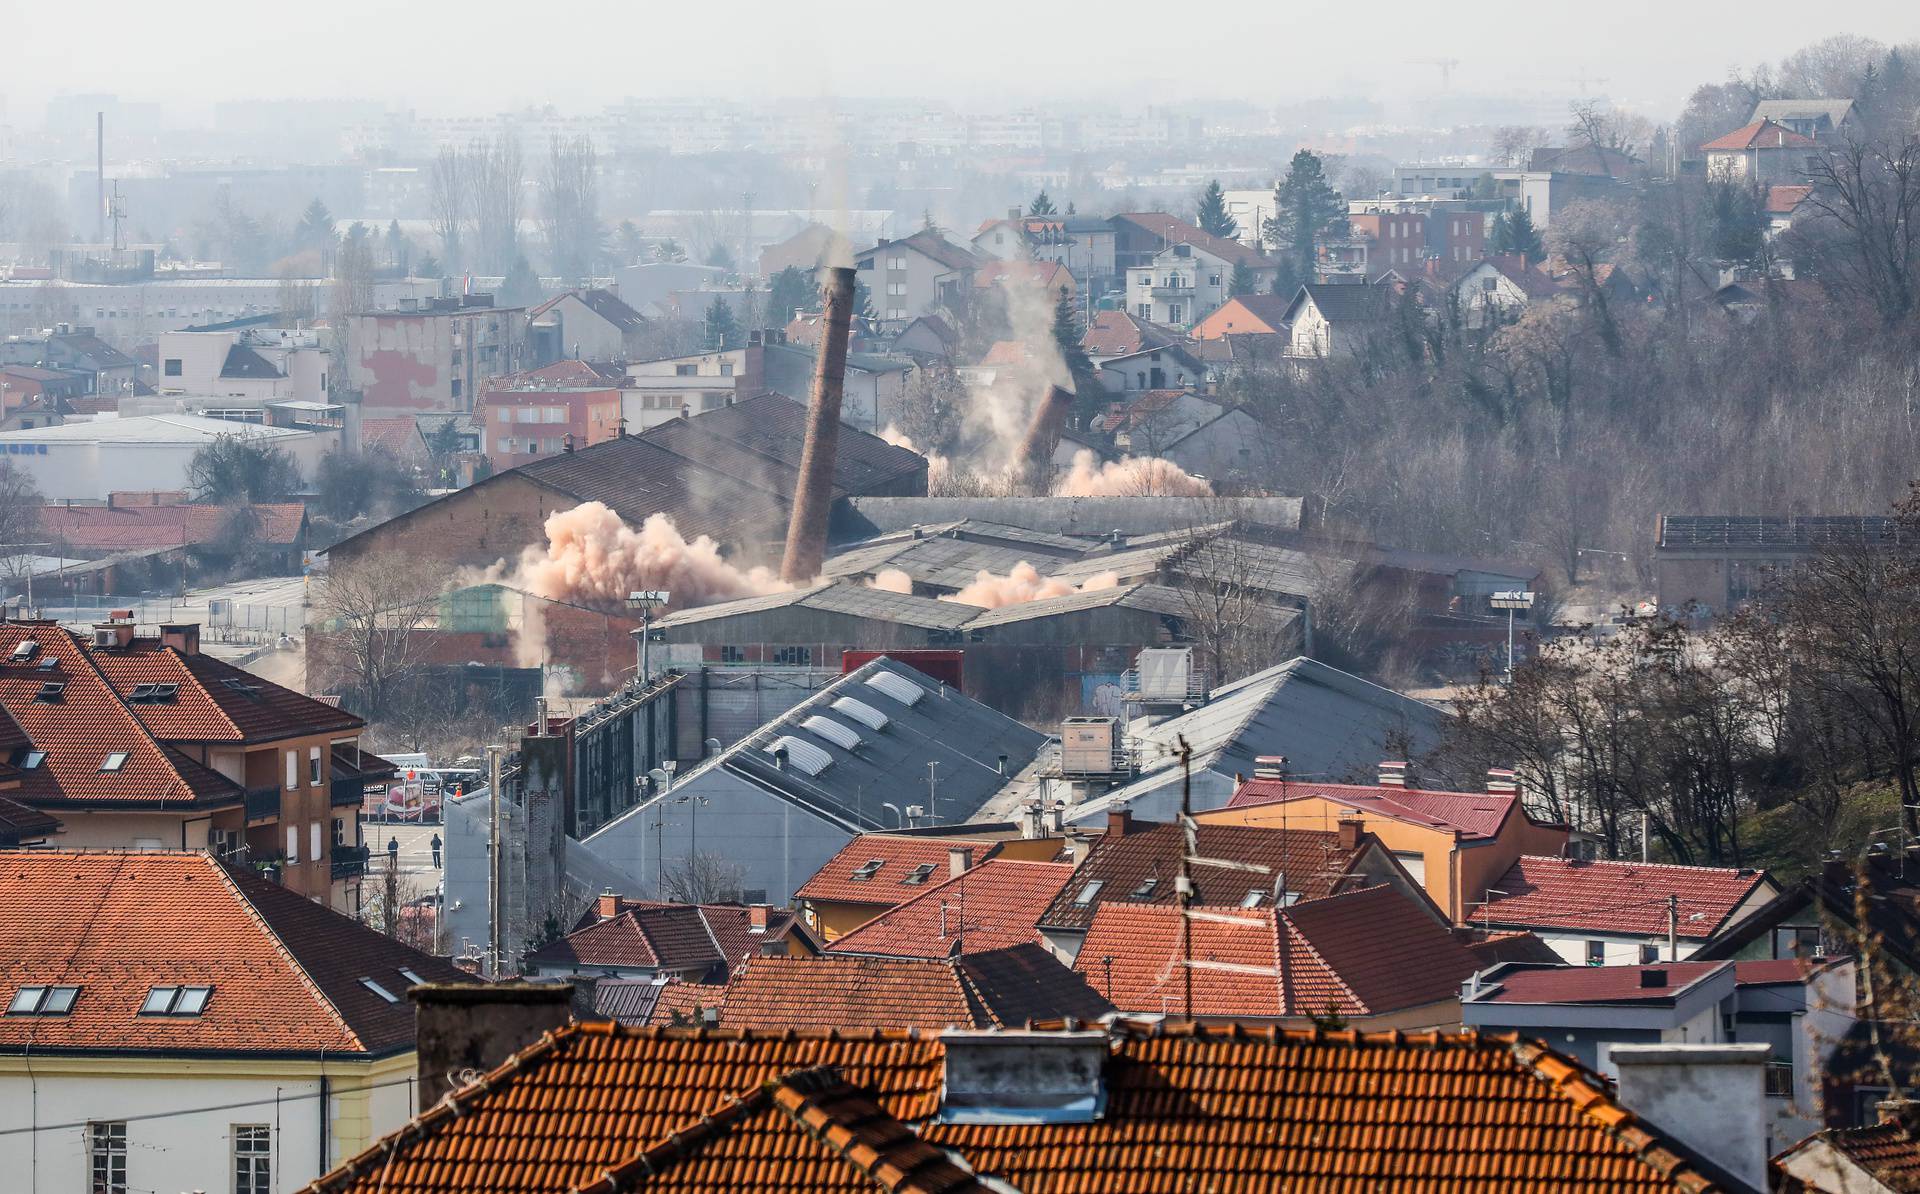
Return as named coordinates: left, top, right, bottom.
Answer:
left=387, top=836, right=400, bottom=869
left=430, top=833, right=443, bottom=868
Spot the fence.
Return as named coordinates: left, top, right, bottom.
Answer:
left=32, top=596, right=306, bottom=643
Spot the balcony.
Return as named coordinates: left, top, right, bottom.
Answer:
left=331, top=844, right=370, bottom=881
left=1149, top=284, right=1195, bottom=299
left=244, top=785, right=281, bottom=824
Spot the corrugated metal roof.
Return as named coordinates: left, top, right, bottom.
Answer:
left=802, top=583, right=977, bottom=630
left=839, top=495, right=1303, bottom=539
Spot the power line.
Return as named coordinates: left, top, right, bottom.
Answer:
left=0, top=1073, right=419, bottom=1138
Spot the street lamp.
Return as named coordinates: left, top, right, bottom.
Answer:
left=1489, top=591, right=1535, bottom=682
left=626, top=590, right=670, bottom=682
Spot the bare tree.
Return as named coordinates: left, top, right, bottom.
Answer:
left=330, top=225, right=377, bottom=398
left=1490, top=126, right=1549, bottom=168
left=1544, top=200, right=1627, bottom=355
left=541, top=134, right=599, bottom=282
left=658, top=850, right=746, bottom=904
left=1803, top=133, right=1920, bottom=328
left=308, top=552, right=445, bottom=719
left=1162, top=531, right=1306, bottom=685
left=469, top=133, right=525, bottom=276
left=275, top=265, right=317, bottom=324
left=428, top=145, right=468, bottom=274
left=0, top=460, right=42, bottom=556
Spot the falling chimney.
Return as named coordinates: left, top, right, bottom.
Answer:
left=1014, top=384, right=1075, bottom=495
left=779, top=265, right=856, bottom=582
left=949, top=846, right=974, bottom=878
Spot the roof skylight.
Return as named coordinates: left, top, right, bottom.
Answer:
left=800, top=715, right=863, bottom=752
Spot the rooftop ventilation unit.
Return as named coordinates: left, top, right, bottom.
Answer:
left=865, top=670, right=926, bottom=707
left=763, top=735, right=832, bottom=777
left=800, top=715, right=862, bottom=752
left=938, top=1030, right=1108, bottom=1125
left=1059, top=716, right=1124, bottom=777
left=831, top=697, right=890, bottom=732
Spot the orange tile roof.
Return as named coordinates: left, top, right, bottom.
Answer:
left=825, top=859, right=1072, bottom=959
left=1701, top=118, right=1818, bottom=152
left=302, top=1020, right=1733, bottom=1193
left=0, top=850, right=468, bottom=1056
left=796, top=834, right=1005, bottom=906
left=92, top=638, right=362, bottom=744
left=719, top=945, right=1110, bottom=1030
left=1227, top=776, right=1532, bottom=839
left=38, top=501, right=308, bottom=552
left=0, top=625, right=244, bottom=809
left=1479, top=856, right=1773, bottom=939
left=1074, top=886, right=1478, bottom=1019
left=1782, top=1119, right=1920, bottom=1192
left=360, top=417, right=428, bottom=457
left=525, top=903, right=725, bottom=975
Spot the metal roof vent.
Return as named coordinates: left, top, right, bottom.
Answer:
left=865, top=670, right=926, bottom=707
left=800, top=715, right=862, bottom=752
left=831, top=697, right=890, bottom=731
left=938, top=1029, right=1108, bottom=1124
left=763, top=736, right=832, bottom=777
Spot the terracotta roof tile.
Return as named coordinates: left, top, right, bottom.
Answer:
left=1792, top=1120, right=1920, bottom=1192
left=1040, top=821, right=1369, bottom=932
left=796, top=835, right=1005, bottom=906
left=719, top=945, right=1109, bottom=1030
left=1473, top=962, right=1729, bottom=1005
left=0, top=850, right=467, bottom=1057
left=825, top=859, right=1072, bottom=959
left=1701, top=118, right=1818, bottom=152
left=1227, top=777, right=1525, bottom=839
left=38, top=502, right=308, bottom=552
left=93, top=639, right=363, bottom=743
left=1075, top=885, right=1476, bottom=1019
left=302, top=1020, right=1734, bottom=1193
left=1480, top=856, right=1772, bottom=938
left=525, top=903, right=725, bottom=976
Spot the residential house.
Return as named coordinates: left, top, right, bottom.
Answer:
left=1703, top=120, right=1819, bottom=184
left=1201, top=765, right=1572, bottom=921
left=527, top=289, right=649, bottom=365
left=477, top=381, right=624, bottom=470
left=1349, top=210, right=1428, bottom=274
left=344, top=296, right=529, bottom=415
left=1279, top=282, right=1393, bottom=359
left=524, top=893, right=815, bottom=981
left=1400, top=146, right=1640, bottom=226
left=624, top=339, right=911, bottom=434
left=1473, top=856, right=1778, bottom=966
left=1079, top=309, right=1182, bottom=369
left=0, top=850, right=470, bottom=1194
left=974, top=258, right=1076, bottom=306
left=1161, top=407, right=1284, bottom=483
left=1095, top=388, right=1221, bottom=452
left=1, top=364, right=91, bottom=406
left=1766, top=185, right=1816, bottom=235
left=0, top=325, right=140, bottom=398
left=1750, top=98, right=1858, bottom=140
left=822, top=857, right=1073, bottom=960
left=854, top=229, right=979, bottom=324
left=794, top=833, right=1060, bottom=940
left=1452, top=253, right=1563, bottom=327
left=1777, top=1103, right=1920, bottom=1193
left=155, top=324, right=330, bottom=404
left=577, top=659, right=1049, bottom=905
left=713, top=945, right=1112, bottom=1029
left=972, top=211, right=1116, bottom=289
left=359, top=416, right=431, bottom=468
left=298, top=1014, right=1748, bottom=1193
left=1094, top=342, right=1207, bottom=393
left=1463, top=958, right=1856, bottom=1155
left=1074, top=884, right=1480, bottom=1028
left=0, top=413, right=330, bottom=502
left=1063, top=657, right=1448, bottom=827
left=886, top=314, right=959, bottom=363
left=1126, top=238, right=1276, bottom=329
left=1191, top=293, right=1294, bottom=340
left=1037, top=811, right=1437, bottom=963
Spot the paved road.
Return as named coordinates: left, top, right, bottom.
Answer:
left=362, top=822, right=446, bottom=881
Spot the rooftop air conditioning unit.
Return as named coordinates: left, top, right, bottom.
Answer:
left=1060, top=716, right=1122, bottom=777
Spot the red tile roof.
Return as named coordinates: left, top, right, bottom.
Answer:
left=92, top=638, right=363, bottom=744
left=526, top=903, right=725, bottom=976
left=825, top=859, right=1071, bottom=959
left=1479, top=856, right=1773, bottom=939
left=0, top=625, right=244, bottom=809
left=719, top=945, right=1110, bottom=1030
left=1111, top=212, right=1274, bottom=268
left=796, top=835, right=1005, bottom=906
left=0, top=850, right=468, bottom=1057
left=1039, top=821, right=1370, bottom=932
left=1079, top=310, right=1179, bottom=357
left=550, top=899, right=811, bottom=976
left=973, top=259, right=1072, bottom=294
left=1473, top=962, right=1729, bottom=1005
left=0, top=794, right=58, bottom=842
left=1227, top=777, right=1526, bottom=839
left=38, top=501, right=307, bottom=552
left=1701, top=119, right=1818, bottom=152
left=1075, top=885, right=1477, bottom=1019
left=1765, top=184, right=1814, bottom=215
left=361, top=417, right=428, bottom=458
left=303, top=1020, right=1734, bottom=1193
left=1783, top=1120, right=1920, bottom=1192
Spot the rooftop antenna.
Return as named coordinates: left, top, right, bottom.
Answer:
left=109, top=182, right=127, bottom=253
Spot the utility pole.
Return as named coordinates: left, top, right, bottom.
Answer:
left=1667, top=893, right=1679, bottom=962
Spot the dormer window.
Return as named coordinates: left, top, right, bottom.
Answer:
left=901, top=863, right=937, bottom=886
left=140, top=985, right=211, bottom=1015
left=849, top=859, right=883, bottom=882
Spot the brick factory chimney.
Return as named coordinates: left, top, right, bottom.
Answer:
left=779, top=265, right=856, bottom=583
left=1015, top=384, right=1075, bottom=495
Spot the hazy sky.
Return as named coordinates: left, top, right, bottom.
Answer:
left=6, top=0, right=1919, bottom=123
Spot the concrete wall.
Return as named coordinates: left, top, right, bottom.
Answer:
left=0, top=430, right=327, bottom=502
left=326, top=472, right=565, bottom=571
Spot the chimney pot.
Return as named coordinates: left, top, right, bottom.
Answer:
left=1610, top=1045, right=1771, bottom=1191
left=1486, top=767, right=1518, bottom=795
left=596, top=892, right=622, bottom=920
left=949, top=846, right=973, bottom=878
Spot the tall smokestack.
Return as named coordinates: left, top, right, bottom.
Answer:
left=1015, top=385, right=1075, bottom=495
left=780, top=265, right=856, bottom=582
left=96, top=112, right=105, bottom=245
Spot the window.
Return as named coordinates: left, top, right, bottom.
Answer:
left=718, top=362, right=734, bottom=377
left=515, top=407, right=537, bottom=423
left=497, top=408, right=511, bottom=422
left=887, top=255, right=907, bottom=271
left=675, top=363, right=697, bottom=376
left=100, top=752, right=128, bottom=772
left=398, top=968, right=425, bottom=987
left=163, top=358, right=182, bottom=376
left=309, top=746, right=322, bottom=786
left=287, top=824, right=299, bottom=864
left=309, top=822, right=322, bottom=863
left=89, top=1122, right=127, bottom=1194
left=140, top=986, right=211, bottom=1015
left=451, top=379, right=461, bottom=399
left=285, top=750, right=298, bottom=790
left=1073, top=880, right=1104, bottom=906
left=849, top=859, right=884, bottom=881
left=233, top=1124, right=271, bottom=1194
left=360, top=977, right=399, bottom=1003
left=8, top=748, right=43, bottom=770
left=1240, top=890, right=1267, bottom=909
left=1130, top=878, right=1159, bottom=899
left=886, top=282, right=907, bottom=297
left=719, top=645, right=745, bottom=663
left=1209, top=274, right=1221, bottom=287
left=773, top=646, right=811, bottom=666
left=901, top=863, right=937, bottom=886
left=6, top=984, right=78, bottom=1014
left=1639, top=943, right=1661, bottom=964
left=1586, top=940, right=1606, bottom=966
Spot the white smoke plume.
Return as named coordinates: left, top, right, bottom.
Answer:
left=879, top=423, right=951, bottom=491
left=946, top=561, right=1119, bottom=609
left=866, top=568, right=914, bottom=594
left=1055, top=450, right=1213, bottom=497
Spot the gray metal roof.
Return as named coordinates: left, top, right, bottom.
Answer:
left=963, top=581, right=1207, bottom=627
left=652, top=585, right=824, bottom=628
left=838, top=496, right=1304, bottom=540
left=802, top=582, right=979, bottom=630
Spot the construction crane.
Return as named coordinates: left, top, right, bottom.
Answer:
left=1410, top=57, right=1461, bottom=90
